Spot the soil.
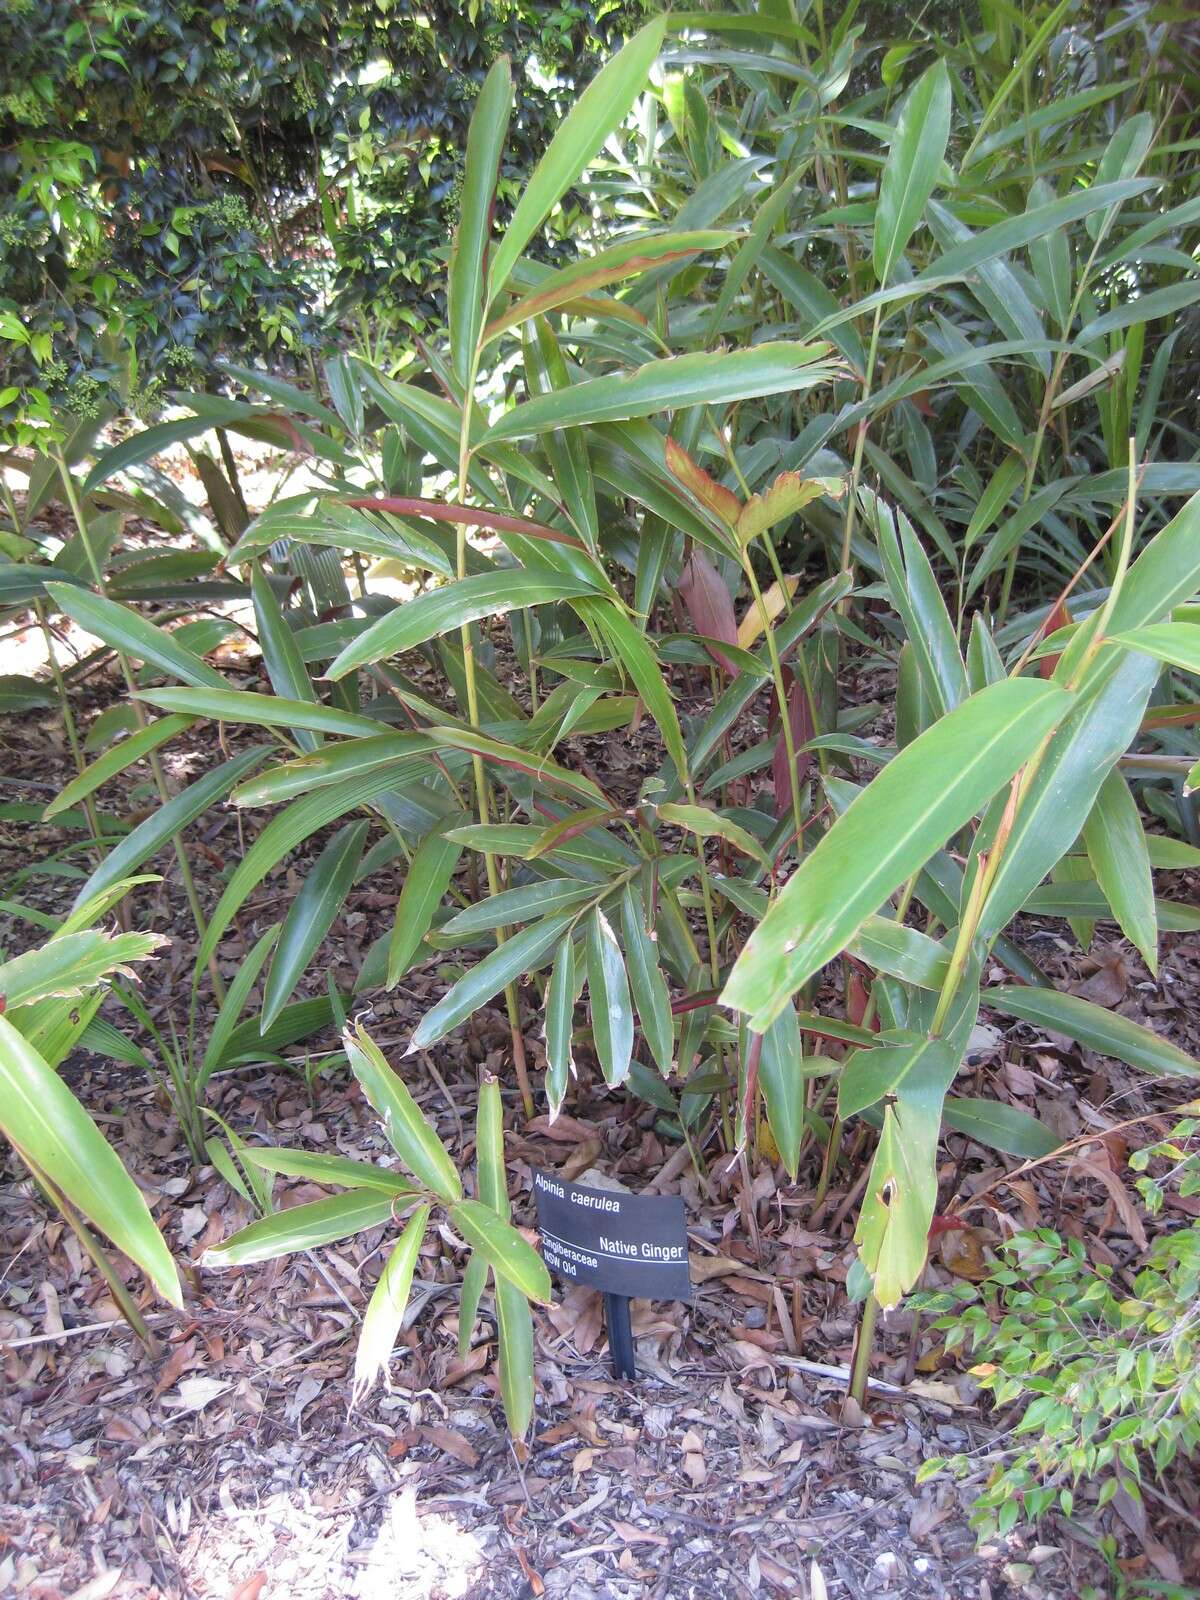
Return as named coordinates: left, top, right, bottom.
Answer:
left=2, top=489, right=1198, bottom=1600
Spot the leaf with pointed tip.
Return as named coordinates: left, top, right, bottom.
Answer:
left=620, top=884, right=673, bottom=1076
left=242, top=1147, right=416, bottom=1194
left=874, top=60, right=951, bottom=286
left=1110, top=623, right=1200, bottom=676
left=325, top=572, right=601, bottom=681
left=71, top=746, right=269, bottom=912
left=0, top=1016, right=182, bottom=1305
left=987, top=987, right=1200, bottom=1078
left=941, top=1099, right=1061, bottom=1159
left=45, top=583, right=226, bottom=689
left=722, top=679, right=1073, bottom=1031
left=139, top=686, right=380, bottom=738
left=352, top=1204, right=430, bottom=1403
left=1082, top=771, right=1157, bottom=974
left=343, top=1022, right=463, bottom=1201
left=451, top=1198, right=552, bottom=1305
left=45, top=715, right=196, bottom=819
left=484, top=343, right=836, bottom=445
left=577, top=598, right=688, bottom=782
left=586, top=907, right=633, bottom=1087
left=204, top=1190, right=397, bottom=1267
left=487, top=17, right=666, bottom=298
left=544, top=938, right=577, bottom=1119
left=412, top=909, right=580, bottom=1051
left=252, top=564, right=320, bottom=752
left=449, top=55, right=512, bottom=387
left=261, top=821, right=368, bottom=1033
left=388, top=821, right=464, bottom=987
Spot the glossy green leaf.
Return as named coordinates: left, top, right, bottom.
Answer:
left=344, top=1021, right=463, bottom=1201
left=450, top=1198, right=552, bottom=1304
left=577, top=597, right=688, bottom=781
left=543, top=937, right=577, bottom=1119
left=587, top=906, right=633, bottom=1086
left=487, top=17, right=666, bottom=298
left=443, top=879, right=594, bottom=938
left=71, top=745, right=269, bottom=911
left=44, top=714, right=196, bottom=819
left=722, top=678, right=1073, bottom=1030
left=1110, top=623, right=1200, bottom=676
left=261, top=820, right=368, bottom=1032
left=620, top=884, right=673, bottom=1076
left=243, top=1147, right=416, bottom=1194
left=198, top=923, right=279, bottom=1087
left=874, top=60, right=951, bottom=285
left=203, top=1190, right=397, bottom=1267
left=450, top=55, right=512, bottom=387
left=987, top=986, right=1200, bottom=1079
left=251, top=563, right=320, bottom=752
left=138, top=685, right=380, bottom=739
left=388, top=821, right=465, bottom=987
left=1082, top=771, right=1157, bottom=974
left=352, top=1204, right=431, bottom=1403
left=46, top=582, right=227, bottom=689
left=0, top=1014, right=181, bottom=1305
left=942, top=1098, right=1061, bottom=1159
left=483, top=342, right=835, bottom=444
left=325, top=572, right=600, bottom=681
left=756, top=1003, right=808, bottom=1181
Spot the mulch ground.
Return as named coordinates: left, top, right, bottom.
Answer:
left=2, top=511, right=1199, bottom=1599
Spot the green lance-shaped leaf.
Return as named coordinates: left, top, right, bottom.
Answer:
left=474, top=1077, right=537, bottom=1434
left=198, top=923, right=279, bottom=1087
left=620, top=884, right=673, bottom=1076
left=0, top=1015, right=182, bottom=1306
left=251, top=563, right=320, bottom=752
left=451, top=1198, right=552, bottom=1305
left=443, top=879, right=594, bottom=938
left=987, top=987, right=1200, bottom=1079
left=1082, top=770, right=1157, bottom=974
left=721, top=678, right=1073, bottom=1031
left=874, top=60, right=952, bottom=286
left=487, top=16, right=666, bottom=300
left=410, top=907, right=580, bottom=1051
left=868, top=495, right=967, bottom=716
left=577, top=596, right=688, bottom=781
left=449, top=54, right=512, bottom=388
left=324, top=571, right=601, bottom=681
left=260, top=820, right=368, bottom=1033
left=543, top=937, right=577, bottom=1119
left=495, top=1270, right=535, bottom=1438
left=587, top=906, right=633, bottom=1087
left=343, top=1021, right=463, bottom=1201
left=352, top=1203, right=431, bottom=1404
left=242, top=1147, right=417, bottom=1195
left=657, top=801, right=771, bottom=869
left=1110, top=622, right=1200, bottom=676
left=139, top=685, right=380, bottom=739
left=976, top=493, right=1200, bottom=943
left=44, top=714, right=197, bottom=820
left=458, top=1251, right=488, bottom=1359
left=203, top=1190, right=398, bottom=1267
left=483, top=342, right=836, bottom=445
left=0, top=929, right=165, bottom=1008
left=756, top=1003, right=810, bottom=1182
left=941, top=1099, right=1061, bottom=1160
left=488, top=230, right=734, bottom=345
left=44, top=582, right=227, bottom=689
left=71, top=745, right=269, bottom=911
left=387, top=820, right=465, bottom=988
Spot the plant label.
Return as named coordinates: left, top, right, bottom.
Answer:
left=532, top=1169, right=692, bottom=1301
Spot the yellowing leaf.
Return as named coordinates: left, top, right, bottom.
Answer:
left=736, top=574, right=799, bottom=651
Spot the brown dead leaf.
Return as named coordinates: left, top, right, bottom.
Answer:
left=419, top=1424, right=479, bottom=1469
left=688, top=1252, right=745, bottom=1284
left=1070, top=950, right=1128, bottom=1007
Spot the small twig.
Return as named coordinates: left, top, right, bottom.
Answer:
left=0, top=1312, right=177, bottom=1351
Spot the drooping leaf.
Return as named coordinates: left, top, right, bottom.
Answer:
left=203, top=1190, right=397, bottom=1267
left=343, top=1022, right=463, bottom=1201
left=450, top=1198, right=552, bottom=1304
left=586, top=906, right=633, bottom=1087
left=987, top=986, right=1200, bottom=1079
left=261, top=820, right=368, bottom=1032
left=722, top=678, right=1072, bottom=1030
left=0, top=1015, right=181, bottom=1305
left=352, top=1204, right=431, bottom=1403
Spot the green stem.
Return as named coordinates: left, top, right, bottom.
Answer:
left=42, top=1174, right=159, bottom=1354
left=839, top=303, right=883, bottom=590
left=848, top=1292, right=879, bottom=1408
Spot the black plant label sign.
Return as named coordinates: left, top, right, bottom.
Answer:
left=532, top=1169, right=692, bottom=1302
